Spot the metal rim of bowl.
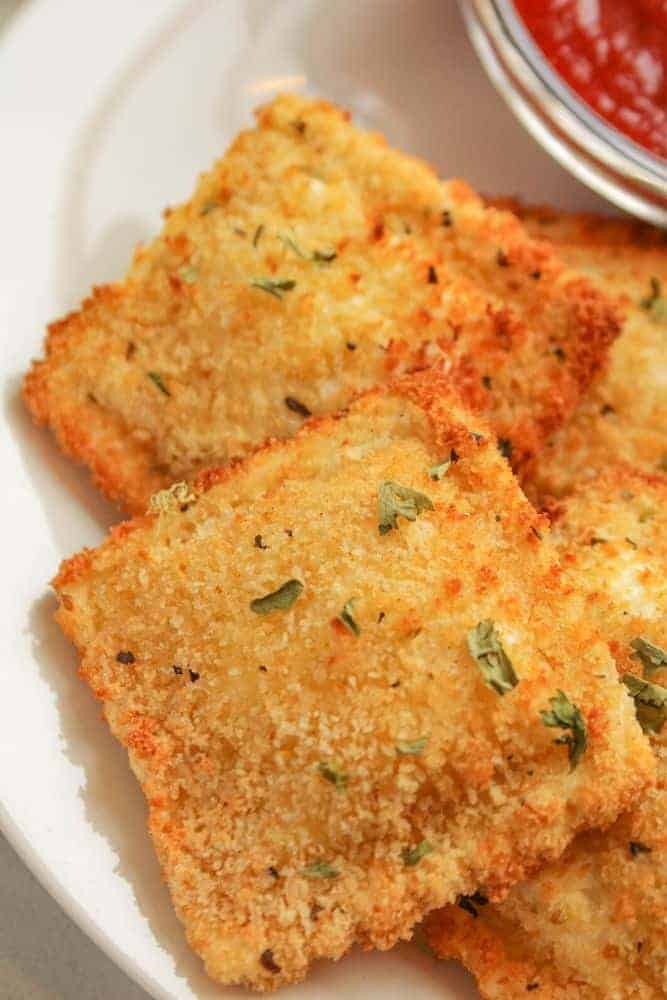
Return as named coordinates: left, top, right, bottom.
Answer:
left=462, top=0, right=667, bottom=227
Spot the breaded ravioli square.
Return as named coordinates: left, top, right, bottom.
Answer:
left=426, top=468, right=667, bottom=1000
left=25, top=95, right=619, bottom=513
left=53, top=374, right=653, bottom=991
left=491, top=203, right=667, bottom=502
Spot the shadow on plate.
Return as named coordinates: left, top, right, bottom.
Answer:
left=5, top=377, right=119, bottom=550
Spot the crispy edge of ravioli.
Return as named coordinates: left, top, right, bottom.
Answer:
left=24, top=97, right=619, bottom=513
left=426, top=467, right=667, bottom=1000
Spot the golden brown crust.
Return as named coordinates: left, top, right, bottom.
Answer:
left=52, top=373, right=652, bottom=990
left=25, top=96, right=619, bottom=514
left=426, top=467, right=667, bottom=1000
left=486, top=200, right=667, bottom=503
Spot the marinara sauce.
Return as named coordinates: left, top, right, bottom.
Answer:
left=514, top=0, right=667, bottom=160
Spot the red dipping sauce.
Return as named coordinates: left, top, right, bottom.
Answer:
left=514, top=0, right=667, bottom=160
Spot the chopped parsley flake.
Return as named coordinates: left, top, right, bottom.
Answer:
left=339, top=599, right=360, bottom=636
left=467, top=620, right=519, bottom=695
left=402, top=840, right=433, bottom=866
left=396, top=736, right=428, bottom=756
left=280, top=232, right=336, bottom=263
left=541, top=690, right=587, bottom=769
left=178, top=264, right=199, bottom=284
left=317, top=762, right=349, bottom=791
left=250, top=579, right=304, bottom=615
left=313, top=248, right=337, bottom=262
left=251, top=278, right=296, bottom=299
left=622, top=673, right=667, bottom=734
left=302, top=861, right=339, bottom=879
left=641, top=276, right=667, bottom=321
left=116, top=651, right=135, bottom=665
left=147, top=371, right=170, bottom=396
left=629, top=841, right=652, bottom=857
left=630, top=637, right=667, bottom=678
left=284, top=396, right=311, bottom=418
left=200, top=200, right=218, bottom=215
left=377, top=481, right=434, bottom=534
left=254, top=534, right=268, bottom=549
left=253, top=224, right=264, bottom=247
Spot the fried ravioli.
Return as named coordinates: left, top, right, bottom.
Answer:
left=492, top=203, right=667, bottom=502
left=25, top=96, right=618, bottom=513
left=52, top=374, right=652, bottom=990
left=426, top=467, right=667, bottom=999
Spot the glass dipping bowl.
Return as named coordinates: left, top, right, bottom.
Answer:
left=462, top=0, right=667, bottom=227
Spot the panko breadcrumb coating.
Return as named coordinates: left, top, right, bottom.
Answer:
left=491, top=202, right=667, bottom=502
left=24, top=95, right=619, bottom=513
left=426, top=467, right=667, bottom=999
left=53, top=373, right=653, bottom=991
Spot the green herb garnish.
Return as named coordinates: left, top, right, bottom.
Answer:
left=250, top=579, right=303, bottom=615
left=251, top=278, right=296, bottom=299
left=629, top=841, right=652, bottom=857
left=396, top=737, right=428, bottom=756
left=317, top=762, right=349, bottom=791
left=622, top=673, right=667, bottom=734
left=147, top=371, right=171, bottom=396
left=252, top=224, right=264, bottom=247
left=178, top=265, right=199, bottom=284
left=284, top=396, right=311, bottom=418
left=541, top=690, right=587, bottom=769
left=313, top=248, right=337, bottom=262
left=302, top=861, right=339, bottom=879
left=280, top=232, right=336, bottom=263
left=200, top=200, right=218, bottom=215
left=641, top=276, right=667, bottom=320
left=467, top=621, right=519, bottom=695
left=377, top=481, right=434, bottom=534
left=339, top=599, right=360, bottom=636
left=402, top=840, right=433, bottom=867
left=630, top=637, right=667, bottom=678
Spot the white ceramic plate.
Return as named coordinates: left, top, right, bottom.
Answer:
left=0, top=1, right=610, bottom=997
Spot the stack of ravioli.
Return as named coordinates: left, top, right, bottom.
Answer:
left=25, top=96, right=667, bottom=996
